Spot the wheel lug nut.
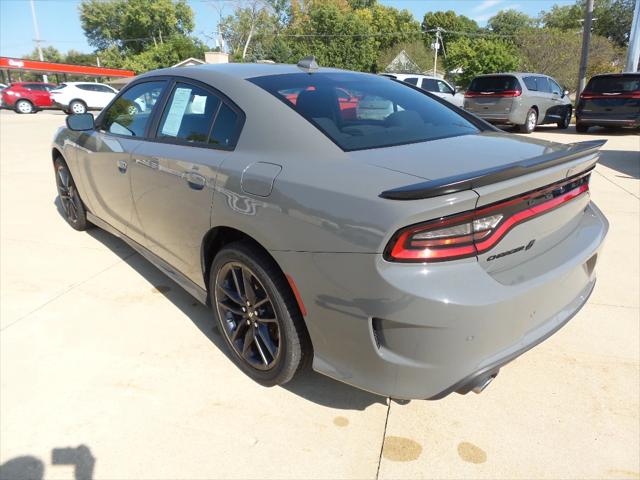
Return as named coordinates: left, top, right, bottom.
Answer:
left=242, top=307, right=246, bottom=312
left=246, top=320, right=251, bottom=325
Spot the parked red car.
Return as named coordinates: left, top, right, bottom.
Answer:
left=0, top=82, right=57, bottom=114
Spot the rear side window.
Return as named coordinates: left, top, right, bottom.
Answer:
left=94, top=85, right=115, bottom=93
left=586, top=75, right=640, bottom=93
left=421, top=78, right=438, bottom=92
left=209, top=103, right=240, bottom=148
left=100, top=80, right=166, bottom=137
left=158, top=82, right=221, bottom=144
left=250, top=72, right=479, bottom=151
left=523, top=76, right=537, bottom=91
left=469, top=76, right=520, bottom=93
left=52, top=84, right=67, bottom=90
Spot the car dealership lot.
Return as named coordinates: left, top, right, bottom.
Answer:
left=0, top=110, right=638, bottom=479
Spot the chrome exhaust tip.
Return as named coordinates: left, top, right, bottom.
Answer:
left=471, top=373, right=497, bottom=394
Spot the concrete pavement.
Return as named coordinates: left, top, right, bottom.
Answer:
left=1, top=111, right=638, bottom=479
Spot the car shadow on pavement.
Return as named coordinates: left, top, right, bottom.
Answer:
left=54, top=198, right=386, bottom=410
left=0, top=444, right=95, bottom=480
left=598, top=149, right=640, bottom=180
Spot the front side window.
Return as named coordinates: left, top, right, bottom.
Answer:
left=537, top=77, right=552, bottom=93
left=404, top=77, right=419, bottom=86
left=437, top=80, right=454, bottom=94
left=250, top=72, right=479, bottom=151
left=77, top=84, right=95, bottom=91
left=100, top=81, right=166, bottom=137
left=549, top=79, right=563, bottom=95
left=158, top=82, right=221, bottom=144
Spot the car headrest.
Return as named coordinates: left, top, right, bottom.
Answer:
left=296, top=89, right=337, bottom=120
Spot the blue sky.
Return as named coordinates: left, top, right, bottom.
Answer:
left=1, top=0, right=576, bottom=58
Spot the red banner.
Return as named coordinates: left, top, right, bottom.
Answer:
left=0, top=57, right=135, bottom=78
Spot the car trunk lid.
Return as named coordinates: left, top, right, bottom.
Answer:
left=579, top=74, right=640, bottom=118
left=366, top=133, right=606, bottom=271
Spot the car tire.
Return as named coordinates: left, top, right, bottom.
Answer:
left=210, top=241, right=311, bottom=387
left=69, top=100, right=87, bottom=115
left=518, top=108, right=537, bottom=134
left=54, top=157, right=90, bottom=231
left=15, top=99, right=34, bottom=114
left=557, top=106, right=572, bottom=129
left=575, top=122, right=589, bottom=133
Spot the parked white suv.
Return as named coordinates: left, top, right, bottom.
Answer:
left=50, top=82, right=118, bottom=114
left=381, top=73, right=465, bottom=108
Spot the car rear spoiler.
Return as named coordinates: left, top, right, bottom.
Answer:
left=379, top=139, right=607, bottom=200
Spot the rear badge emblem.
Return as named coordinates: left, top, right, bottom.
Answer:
left=487, top=240, right=535, bottom=261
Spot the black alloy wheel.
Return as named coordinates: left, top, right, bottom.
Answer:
left=210, top=241, right=311, bottom=386
left=54, top=158, right=89, bottom=231
left=215, top=261, right=281, bottom=370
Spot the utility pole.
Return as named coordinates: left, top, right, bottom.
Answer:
left=432, top=27, right=443, bottom=77
left=625, top=0, right=640, bottom=72
left=29, top=0, right=48, bottom=83
left=576, top=0, right=594, bottom=97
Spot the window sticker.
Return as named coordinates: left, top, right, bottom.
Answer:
left=161, top=87, right=192, bottom=137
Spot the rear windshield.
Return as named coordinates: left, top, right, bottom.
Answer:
left=586, top=75, right=640, bottom=93
left=249, top=73, right=479, bottom=151
left=468, top=76, right=520, bottom=92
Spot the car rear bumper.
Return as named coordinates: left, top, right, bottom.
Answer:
left=271, top=202, right=608, bottom=399
left=576, top=116, right=640, bottom=128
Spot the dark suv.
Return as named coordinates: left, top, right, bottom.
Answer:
left=576, top=73, right=640, bottom=132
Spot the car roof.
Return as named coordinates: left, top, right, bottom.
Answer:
left=384, top=73, right=441, bottom=80
left=137, top=62, right=348, bottom=82
left=10, top=81, right=56, bottom=86
left=63, top=81, right=111, bottom=86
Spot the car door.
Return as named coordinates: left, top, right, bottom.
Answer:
left=92, top=84, right=117, bottom=109
left=129, top=79, right=244, bottom=286
left=547, top=77, right=568, bottom=120
left=23, top=84, right=52, bottom=107
left=534, top=76, right=555, bottom=121
left=77, top=84, right=100, bottom=108
left=76, top=80, right=168, bottom=240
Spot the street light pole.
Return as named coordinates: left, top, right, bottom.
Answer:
left=625, top=0, right=640, bottom=72
left=29, top=0, right=48, bottom=83
left=576, top=0, right=594, bottom=97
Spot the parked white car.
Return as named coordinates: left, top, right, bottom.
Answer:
left=50, top=82, right=118, bottom=114
left=380, top=73, right=465, bottom=108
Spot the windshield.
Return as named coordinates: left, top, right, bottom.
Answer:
left=586, top=75, right=640, bottom=93
left=250, top=73, right=479, bottom=151
left=468, top=76, right=519, bottom=92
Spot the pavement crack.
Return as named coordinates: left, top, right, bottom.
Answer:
left=594, top=169, right=639, bottom=200
left=1, top=252, right=138, bottom=332
left=375, top=397, right=392, bottom=480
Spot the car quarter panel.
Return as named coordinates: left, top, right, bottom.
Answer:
left=270, top=201, right=607, bottom=399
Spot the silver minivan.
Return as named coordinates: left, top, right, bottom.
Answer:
left=464, top=73, right=572, bottom=133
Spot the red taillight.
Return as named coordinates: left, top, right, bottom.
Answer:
left=581, top=90, right=640, bottom=99
left=385, top=173, right=591, bottom=263
left=464, top=90, right=522, bottom=98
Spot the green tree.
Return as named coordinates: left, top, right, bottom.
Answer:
left=445, top=37, right=520, bottom=87
left=422, top=10, right=479, bottom=46
left=24, top=46, right=65, bottom=63
left=66, top=49, right=99, bottom=66
left=540, top=0, right=635, bottom=47
left=285, top=1, right=377, bottom=71
left=516, top=28, right=623, bottom=91
left=219, top=1, right=278, bottom=60
left=488, top=9, right=536, bottom=36
left=79, top=0, right=195, bottom=54
left=99, top=36, right=207, bottom=73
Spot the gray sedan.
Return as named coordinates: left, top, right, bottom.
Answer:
left=52, top=61, right=608, bottom=399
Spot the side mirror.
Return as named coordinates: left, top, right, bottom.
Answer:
left=66, top=113, right=95, bottom=131
left=563, top=90, right=569, bottom=98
